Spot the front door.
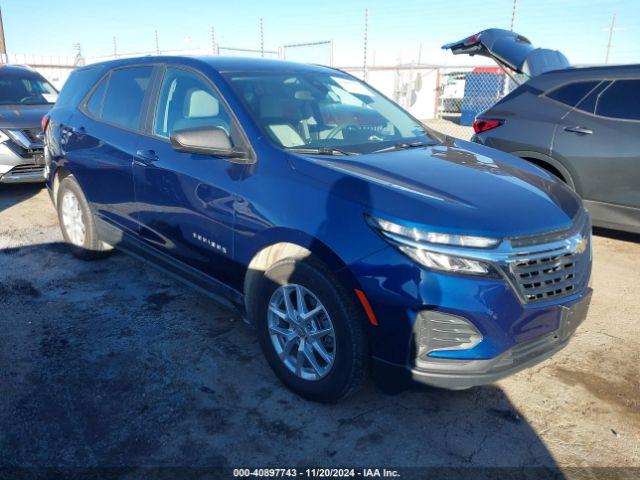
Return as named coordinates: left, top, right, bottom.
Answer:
left=132, top=65, right=248, bottom=286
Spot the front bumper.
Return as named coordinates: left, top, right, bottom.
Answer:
left=373, top=288, right=591, bottom=390
left=0, top=143, right=45, bottom=184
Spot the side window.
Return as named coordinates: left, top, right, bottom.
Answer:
left=154, top=67, right=232, bottom=139
left=595, top=80, right=640, bottom=121
left=100, top=66, right=153, bottom=130
left=86, top=74, right=109, bottom=117
left=546, top=81, right=598, bottom=108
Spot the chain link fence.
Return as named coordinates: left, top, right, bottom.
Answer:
left=427, top=66, right=520, bottom=140
left=343, top=64, right=520, bottom=141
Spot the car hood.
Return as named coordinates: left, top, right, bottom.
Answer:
left=442, top=28, right=569, bottom=77
left=0, top=104, right=51, bottom=129
left=290, top=139, right=583, bottom=238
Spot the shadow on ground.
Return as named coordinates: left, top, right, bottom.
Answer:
left=0, top=183, right=45, bottom=214
left=0, top=240, right=565, bottom=478
left=593, top=226, right=640, bottom=244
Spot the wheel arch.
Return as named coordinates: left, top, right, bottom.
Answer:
left=511, top=150, right=576, bottom=190
left=242, top=228, right=360, bottom=323
left=51, top=165, right=73, bottom=207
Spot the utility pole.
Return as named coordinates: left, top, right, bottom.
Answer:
left=510, top=0, right=518, bottom=31
left=154, top=30, right=160, bottom=55
left=605, top=14, right=616, bottom=64
left=211, top=26, right=217, bottom=55
left=260, top=17, right=264, bottom=57
left=73, top=43, right=84, bottom=66
left=113, top=36, right=118, bottom=58
left=0, top=7, right=7, bottom=63
left=363, top=8, right=369, bottom=81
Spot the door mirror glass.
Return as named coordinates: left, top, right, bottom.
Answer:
left=170, top=126, right=245, bottom=158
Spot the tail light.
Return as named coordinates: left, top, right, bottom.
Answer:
left=463, top=34, right=481, bottom=46
left=41, top=114, right=51, bottom=132
left=473, top=118, right=503, bottom=134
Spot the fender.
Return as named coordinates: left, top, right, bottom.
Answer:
left=240, top=227, right=374, bottom=327
left=242, top=226, right=355, bottom=277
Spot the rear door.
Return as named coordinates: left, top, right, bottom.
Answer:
left=552, top=79, right=640, bottom=218
left=65, top=65, right=156, bottom=235
left=132, top=65, right=250, bottom=287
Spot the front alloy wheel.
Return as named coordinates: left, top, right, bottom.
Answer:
left=268, top=284, right=336, bottom=381
left=254, top=257, right=368, bottom=403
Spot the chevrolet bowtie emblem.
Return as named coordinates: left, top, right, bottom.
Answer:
left=575, top=235, right=589, bottom=254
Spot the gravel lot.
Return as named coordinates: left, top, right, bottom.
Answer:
left=1, top=184, right=639, bottom=477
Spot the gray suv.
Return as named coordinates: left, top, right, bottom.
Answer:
left=0, top=65, right=57, bottom=183
left=444, top=29, right=640, bottom=234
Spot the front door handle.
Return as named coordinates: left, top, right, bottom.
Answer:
left=134, top=149, right=159, bottom=166
left=564, top=126, right=593, bottom=135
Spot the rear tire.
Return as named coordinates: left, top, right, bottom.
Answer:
left=56, top=176, right=111, bottom=261
left=253, top=257, right=368, bottom=403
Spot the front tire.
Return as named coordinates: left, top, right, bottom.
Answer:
left=56, top=176, right=110, bottom=260
left=253, top=257, right=368, bottom=403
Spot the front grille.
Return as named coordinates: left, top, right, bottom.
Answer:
left=510, top=252, right=581, bottom=302
left=8, top=164, right=44, bottom=175
left=21, top=128, right=44, bottom=144
left=507, top=215, right=591, bottom=304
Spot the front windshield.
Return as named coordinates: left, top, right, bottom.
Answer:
left=0, top=75, right=58, bottom=106
left=223, top=71, right=436, bottom=154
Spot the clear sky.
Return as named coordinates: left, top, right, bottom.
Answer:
left=1, top=0, right=638, bottom=67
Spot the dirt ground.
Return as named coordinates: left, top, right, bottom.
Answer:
left=0, top=184, right=638, bottom=478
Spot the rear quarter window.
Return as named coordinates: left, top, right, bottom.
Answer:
left=546, top=81, right=599, bottom=107
left=55, top=66, right=106, bottom=109
left=85, top=74, right=109, bottom=117
left=573, top=81, right=611, bottom=114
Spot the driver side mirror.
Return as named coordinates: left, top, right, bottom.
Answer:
left=170, top=126, right=247, bottom=159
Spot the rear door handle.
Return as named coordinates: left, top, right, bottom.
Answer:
left=564, top=126, right=593, bottom=135
left=134, top=149, right=159, bottom=166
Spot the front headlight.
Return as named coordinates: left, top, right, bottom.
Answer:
left=366, top=215, right=498, bottom=275
left=368, top=216, right=499, bottom=248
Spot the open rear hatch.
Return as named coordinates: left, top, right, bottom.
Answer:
left=442, top=28, right=569, bottom=78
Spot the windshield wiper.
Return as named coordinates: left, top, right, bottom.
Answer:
left=286, top=147, right=359, bottom=156
left=372, top=140, right=434, bottom=154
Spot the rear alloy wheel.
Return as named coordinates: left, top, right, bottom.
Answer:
left=255, top=257, right=368, bottom=403
left=60, top=190, right=86, bottom=247
left=57, top=175, right=111, bottom=260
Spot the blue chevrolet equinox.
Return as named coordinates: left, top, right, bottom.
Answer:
left=44, top=56, right=593, bottom=402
